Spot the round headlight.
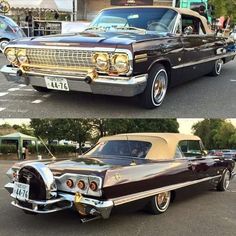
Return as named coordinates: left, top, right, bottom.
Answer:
left=113, top=54, right=129, bottom=73
left=93, top=53, right=109, bottom=71
left=113, top=54, right=129, bottom=74
left=5, top=49, right=17, bottom=63
left=17, top=49, right=28, bottom=64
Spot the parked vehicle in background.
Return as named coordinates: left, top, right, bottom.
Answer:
left=4, top=133, right=235, bottom=222
left=0, top=15, right=26, bottom=52
left=208, top=149, right=223, bottom=157
left=222, top=150, right=236, bottom=161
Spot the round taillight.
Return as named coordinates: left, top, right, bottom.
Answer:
left=66, top=179, right=74, bottom=188
left=77, top=180, right=86, bottom=190
left=89, top=181, right=98, bottom=191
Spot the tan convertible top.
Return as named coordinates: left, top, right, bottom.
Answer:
left=103, top=6, right=212, bottom=34
left=99, top=133, right=201, bottom=160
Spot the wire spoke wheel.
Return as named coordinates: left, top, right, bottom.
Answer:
left=152, top=69, right=168, bottom=104
left=155, top=191, right=171, bottom=211
left=215, top=59, right=223, bottom=75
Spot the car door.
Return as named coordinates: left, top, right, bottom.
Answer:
left=180, top=15, right=216, bottom=81
left=178, top=140, right=219, bottom=180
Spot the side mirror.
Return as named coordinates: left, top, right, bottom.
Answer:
left=184, top=26, right=193, bottom=35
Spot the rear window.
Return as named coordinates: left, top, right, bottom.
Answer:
left=85, top=140, right=152, bottom=158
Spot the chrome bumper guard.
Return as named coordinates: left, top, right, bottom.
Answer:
left=5, top=183, right=113, bottom=219
left=0, top=65, right=148, bottom=97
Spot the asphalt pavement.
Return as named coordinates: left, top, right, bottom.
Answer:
left=0, top=160, right=236, bottom=236
left=0, top=54, right=236, bottom=118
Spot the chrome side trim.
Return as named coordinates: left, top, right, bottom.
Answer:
left=172, top=52, right=236, bottom=69
left=112, top=175, right=221, bottom=206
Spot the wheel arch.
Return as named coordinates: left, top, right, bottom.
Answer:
left=148, top=58, right=172, bottom=86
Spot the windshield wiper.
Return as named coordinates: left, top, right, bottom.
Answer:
left=115, top=26, right=146, bottom=32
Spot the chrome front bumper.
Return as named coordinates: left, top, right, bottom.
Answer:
left=0, top=65, right=147, bottom=97
left=4, top=182, right=113, bottom=219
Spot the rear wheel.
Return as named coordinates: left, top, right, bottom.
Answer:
left=32, top=86, right=51, bottom=93
left=139, top=64, right=168, bottom=109
left=217, top=169, right=231, bottom=191
left=209, top=59, right=223, bottom=76
left=146, top=191, right=171, bottom=214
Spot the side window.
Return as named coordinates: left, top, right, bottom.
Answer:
left=179, top=140, right=202, bottom=158
left=182, top=15, right=206, bottom=35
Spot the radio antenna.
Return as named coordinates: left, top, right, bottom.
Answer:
left=38, top=136, right=56, bottom=160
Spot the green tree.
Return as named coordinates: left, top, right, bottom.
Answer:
left=92, top=119, right=179, bottom=137
left=12, top=124, right=34, bottom=136
left=213, top=122, right=236, bottom=148
left=192, top=119, right=236, bottom=149
left=192, top=119, right=224, bottom=149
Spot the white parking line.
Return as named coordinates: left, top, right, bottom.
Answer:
left=18, top=84, right=27, bottom=87
left=0, top=108, right=6, bottom=112
left=21, top=89, right=34, bottom=92
left=32, top=99, right=42, bottom=104
left=0, top=92, right=8, bottom=97
left=42, top=94, right=51, bottom=98
left=8, top=88, right=20, bottom=92
left=230, top=80, right=236, bottom=82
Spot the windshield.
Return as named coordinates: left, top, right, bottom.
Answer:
left=2, top=17, right=19, bottom=28
left=85, top=140, right=152, bottom=158
left=88, top=8, right=178, bottom=34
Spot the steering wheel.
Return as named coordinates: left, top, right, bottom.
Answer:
left=147, top=22, right=169, bottom=32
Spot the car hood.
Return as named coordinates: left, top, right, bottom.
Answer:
left=11, top=31, right=162, bottom=47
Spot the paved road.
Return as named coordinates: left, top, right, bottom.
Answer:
left=0, top=160, right=236, bottom=236
left=0, top=55, right=236, bottom=118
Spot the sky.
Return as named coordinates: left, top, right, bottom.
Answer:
left=0, top=119, right=236, bottom=135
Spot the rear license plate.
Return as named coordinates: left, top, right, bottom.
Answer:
left=13, top=182, right=30, bottom=202
left=45, top=77, right=69, bottom=91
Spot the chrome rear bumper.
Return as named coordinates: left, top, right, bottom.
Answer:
left=5, top=182, right=113, bottom=219
left=1, top=65, right=147, bottom=97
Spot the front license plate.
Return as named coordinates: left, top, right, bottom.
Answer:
left=45, top=77, right=69, bottom=91
left=13, top=182, right=30, bottom=202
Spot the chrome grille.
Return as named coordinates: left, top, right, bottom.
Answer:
left=26, top=48, right=94, bottom=69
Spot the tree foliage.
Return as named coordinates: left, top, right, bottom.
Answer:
left=209, top=0, right=236, bottom=20
left=192, top=119, right=236, bottom=149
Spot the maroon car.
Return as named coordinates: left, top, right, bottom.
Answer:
left=4, top=133, right=235, bottom=222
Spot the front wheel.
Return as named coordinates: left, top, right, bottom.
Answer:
left=209, top=59, right=223, bottom=76
left=217, top=169, right=231, bottom=191
left=32, top=86, right=51, bottom=93
left=139, top=64, right=168, bottom=109
left=146, top=191, right=171, bottom=215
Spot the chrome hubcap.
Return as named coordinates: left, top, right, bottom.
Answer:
left=152, top=69, right=168, bottom=105
left=216, top=59, right=223, bottom=74
left=156, top=191, right=170, bottom=210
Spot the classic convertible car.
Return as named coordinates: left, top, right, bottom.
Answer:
left=1, top=7, right=235, bottom=109
left=4, top=133, right=235, bottom=222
